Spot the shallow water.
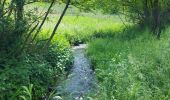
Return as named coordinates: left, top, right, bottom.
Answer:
left=57, top=44, right=97, bottom=100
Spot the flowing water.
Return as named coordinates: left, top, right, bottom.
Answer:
left=56, top=44, right=97, bottom=100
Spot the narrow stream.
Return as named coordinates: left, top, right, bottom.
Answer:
left=56, top=44, right=97, bottom=100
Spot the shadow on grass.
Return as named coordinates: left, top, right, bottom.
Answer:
left=64, top=25, right=152, bottom=46
left=90, top=25, right=151, bottom=41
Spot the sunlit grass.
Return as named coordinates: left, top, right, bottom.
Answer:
left=41, top=14, right=126, bottom=45
left=26, top=2, right=127, bottom=45
left=87, top=27, right=170, bottom=100
left=24, top=2, right=170, bottom=100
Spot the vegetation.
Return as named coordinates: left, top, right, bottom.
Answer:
left=87, top=27, right=170, bottom=99
left=75, top=0, right=170, bottom=38
left=0, top=0, right=72, bottom=99
left=0, top=0, right=170, bottom=99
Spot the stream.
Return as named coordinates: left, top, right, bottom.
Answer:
left=56, top=44, right=97, bottom=100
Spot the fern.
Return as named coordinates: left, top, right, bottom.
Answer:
left=19, top=84, right=33, bottom=100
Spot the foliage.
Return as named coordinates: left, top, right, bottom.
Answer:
left=0, top=0, right=29, bottom=54
left=87, top=26, right=170, bottom=100
left=0, top=35, right=72, bottom=99
left=18, top=84, right=33, bottom=100
left=72, top=0, right=170, bottom=38
left=26, top=2, right=126, bottom=45
left=1, top=0, right=170, bottom=99
left=0, top=1, right=73, bottom=99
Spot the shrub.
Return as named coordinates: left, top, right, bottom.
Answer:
left=0, top=33, right=72, bottom=99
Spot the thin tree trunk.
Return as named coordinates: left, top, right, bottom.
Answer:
left=15, top=0, right=24, bottom=21
left=15, top=0, right=25, bottom=36
left=31, top=0, right=55, bottom=43
left=44, top=0, right=70, bottom=49
left=0, top=0, right=6, bottom=18
left=153, top=0, right=161, bottom=38
left=21, top=22, right=39, bottom=51
left=7, top=0, right=14, bottom=18
left=144, top=0, right=150, bottom=25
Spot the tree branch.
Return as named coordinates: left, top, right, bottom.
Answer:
left=44, top=0, right=71, bottom=49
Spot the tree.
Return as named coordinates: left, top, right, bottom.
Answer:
left=44, top=0, right=71, bottom=49
left=74, top=0, right=170, bottom=38
left=31, top=0, right=55, bottom=43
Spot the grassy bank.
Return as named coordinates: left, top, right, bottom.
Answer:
left=41, top=15, right=124, bottom=45
left=1, top=1, right=170, bottom=100
left=1, top=2, right=126, bottom=99
left=26, top=2, right=126, bottom=45
left=87, top=27, right=170, bottom=100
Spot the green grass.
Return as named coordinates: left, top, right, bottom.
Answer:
left=25, top=2, right=80, bottom=15
left=25, top=2, right=170, bottom=100
left=26, top=2, right=126, bottom=45
left=42, top=14, right=125, bottom=45
left=87, top=27, right=170, bottom=100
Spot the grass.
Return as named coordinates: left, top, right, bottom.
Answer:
left=42, top=14, right=125, bottom=45
left=25, top=2, right=170, bottom=100
left=26, top=2, right=126, bottom=45
left=87, top=27, right=170, bottom=100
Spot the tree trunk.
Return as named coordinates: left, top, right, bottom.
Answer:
left=44, top=0, right=70, bottom=49
left=152, top=0, right=161, bottom=39
left=15, top=0, right=25, bottom=36
left=7, top=0, right=14, bottom=18
left=0, top=0, right=6, bottom=18
left=144, top=0, right=150, bottom=25
left=31, top=0, right=55, bottom=43
left=20, top=22, right=39, bottom=53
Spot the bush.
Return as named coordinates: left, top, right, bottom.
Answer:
left=0, top=34, right=72, bottom=99
left=0, top=55, right=54, bottom=99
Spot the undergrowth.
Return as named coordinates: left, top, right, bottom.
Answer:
left=87, top=26, right=170, bottom=100
left=0, top=34, right=72, bottom=99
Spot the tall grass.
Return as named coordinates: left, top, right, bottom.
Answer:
left=26, top=2, right=126, bottom=45
left=42, top=15, right=125, bottom=45
left=24, top=2, right=170, bottom=99
left=87, top=27, right=170, bottom=100
left=27, top=2, right=170, bottom=100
